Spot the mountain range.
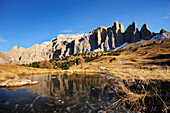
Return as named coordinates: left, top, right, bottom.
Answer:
left=0, top=21, right=169, bottom=64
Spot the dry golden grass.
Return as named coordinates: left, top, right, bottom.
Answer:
left=0, top=64, right=60, bottom=81
left=69, top=39, right=170, bottom=81
left=0, top=64, right=99, bottom=81
left=105, top=81, right=148, bottom=112
left=69, top=54, right=170, bottom=81
left=104, top=79, right=169, bottom=112
left=69, top=65, right=170, bottom=81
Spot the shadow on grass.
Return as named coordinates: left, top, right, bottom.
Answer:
left=146, top=54, right=170, bottom=60
left=143, top=54, right=170, bottom=66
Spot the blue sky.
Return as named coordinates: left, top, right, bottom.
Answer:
left=0, top=0, right=170, bottom=52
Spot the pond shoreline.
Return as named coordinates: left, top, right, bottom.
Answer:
left=1, top=64, right=170, bottom=82
left=1, top=73, right=169, bottom=113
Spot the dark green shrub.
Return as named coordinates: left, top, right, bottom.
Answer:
left=31, top=62, right=40, bottom=68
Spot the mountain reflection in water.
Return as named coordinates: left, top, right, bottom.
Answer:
left=0, top=74, right=131, bottom=113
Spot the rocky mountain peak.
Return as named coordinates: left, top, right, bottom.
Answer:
left=32, top=44, right=39, bottom=48
left=124, top=21, right=141, bottom=43
left=113, top=21, right=120, bottom=30
left=11, top=45, right=18, bottom=51
left=112, top=21, right=124, bottom=33
left=119, top=23, right=124, bottom=33
left=132, top=21, right=136, bottom=25
left=140, top=23, right=152, bottom=40
left=54, top=34, right=86, bottom=43
left=18, top=47, right=25, bottom=51
left=160, top=29, right=168, bottom=33
left=97, top=26, right=106, bottom=30
left=142, top=24, right=149, bottom=30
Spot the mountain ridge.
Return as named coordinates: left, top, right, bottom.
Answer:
left=1, top=21, right=169, bottom=64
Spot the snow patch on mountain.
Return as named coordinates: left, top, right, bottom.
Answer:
left=114, top=42, right=129, bottom=50
left=90, top=48, right=104, bottom=53
left=151, top=33, right=170, bottom=40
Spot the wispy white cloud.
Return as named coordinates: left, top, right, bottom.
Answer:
left=162, top=6, right=170, bottom=19
left=162, top=16, right=170, bottom=19
left=62, top=30, right=72, bottom=33
left=0, top=36, right=8, bottom=43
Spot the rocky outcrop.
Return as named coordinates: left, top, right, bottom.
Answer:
left=52, top=34, right=89, bottom=59
left=19, top=43, right=53, bottom=64
left=0, top=53, right=13, bottom=64
left=88, top=21, right=125, bottom=51
left=2, top=21, right=166, bottom=64
left=140, top=24, right=152, bottom=40
left=54, top=34, right=84, bottom=42
left=4, top=46, right=25, bottom=64
left=75, top=36, right=91, bottom=54
left=124, top=22, right=141, bottom=43
left=160, top=29, right=167, bottom=34
left=112, top=21, right=125, bottom=47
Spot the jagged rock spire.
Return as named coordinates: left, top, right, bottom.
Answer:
left=119, top=23, right=124, bottom=33
left=140, top=24, right=152, bottom=40
left=124, top=21, right=141, bottom=43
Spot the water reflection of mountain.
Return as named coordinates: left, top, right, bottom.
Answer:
left=24, top=74, right=115, bottom=105
left=0, top=74, right=131, bottom=113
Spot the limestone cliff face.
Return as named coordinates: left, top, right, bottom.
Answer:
left=4, top=46, right=25, bottom=64
left=112, top=21, right=125, bottom=47
left=88, top=21, right=125, bottom=51
left=19, top=42, right=53, bottom=64
left=2, top=21, right=162, bottom=64
left=0, top=53, right=13, bottom=64
left=52, top=34, right=88, bottom=59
